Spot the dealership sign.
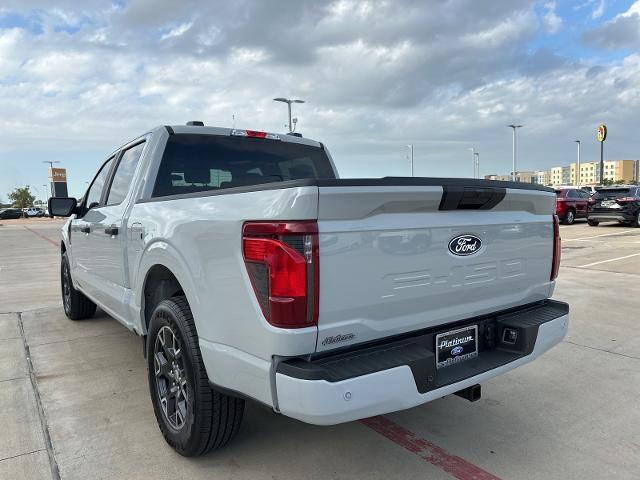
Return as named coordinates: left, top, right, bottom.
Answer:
left=597, top=124, right=607, bottom=142
left=48, top=167, right=68, bottom=197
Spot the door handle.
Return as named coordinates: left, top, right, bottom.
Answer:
left=80, top=226, right=90, bottom=234
left=105, top=226, right=119, bottom=236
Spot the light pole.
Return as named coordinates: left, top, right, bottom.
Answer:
left=467, top=147, right=475, bottom=178
left=273, top=98, right=305, bottom=133
left=574, top=140, right=581, bottom=186
left=42, top=161, right=60, bottom=197
left=407, top=144, right=414, bottom=176
left=507, top=125, right=523, bottom=181
left=474, top=152, right=480, bottom=179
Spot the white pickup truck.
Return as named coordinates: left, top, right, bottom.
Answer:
left=49, top=123, right=568, bottom=456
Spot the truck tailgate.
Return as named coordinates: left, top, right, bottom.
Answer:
left=315, top=181, right=556, bottom=352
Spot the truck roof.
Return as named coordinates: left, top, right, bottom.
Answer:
left=161, top=124, right=323, bottom=149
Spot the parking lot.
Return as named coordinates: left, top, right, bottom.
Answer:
left=1, top=217, right=638, bottom=480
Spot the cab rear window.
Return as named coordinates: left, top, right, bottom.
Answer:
left=152, top=134, right=336, bottom=198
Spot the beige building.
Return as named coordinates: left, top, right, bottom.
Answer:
left=489, top=160, right=638, bottom=186
left=535, top=170, right=550, bottom=185
left=550, top=167, right=563, bottom=186
left=546, top=160, right=638, bottom=186
left=484, top=172, right=537, bottom=183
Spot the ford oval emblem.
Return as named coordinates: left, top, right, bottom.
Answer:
left=448, top=234, right=482, bottom=256
left=451, top=346, right=464, bottom=356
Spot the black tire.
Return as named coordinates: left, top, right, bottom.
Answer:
left=587, top=219, right=599, bottom=227
left=562, top=209, right=576, bottom=225
left=61, top=252, right=97, bottom=320
left=631, top=211, right=640, bottom=228
left=147, top=296, right=244, bottom=456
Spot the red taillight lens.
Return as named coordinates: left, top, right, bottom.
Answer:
left=616, top=197, right=637, bottom=203
left=551, top=215, right=561, bottom=281
left=242, top=222, right=318, bottom=328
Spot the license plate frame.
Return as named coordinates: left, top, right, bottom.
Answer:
left=435, top=325, right=478, bottom=369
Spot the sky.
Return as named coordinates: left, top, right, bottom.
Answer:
left=1, top=0, right=640, bottom=201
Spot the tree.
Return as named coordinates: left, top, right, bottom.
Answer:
left=8, top=186, right=36, bottom=209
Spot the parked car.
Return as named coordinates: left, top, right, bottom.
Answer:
left=48, top=123, right=569, bottom=456
left=555, top=187, right=590, bottom=224
left=587, top=186, right=640, bottom=227
left=579, top=186, right=597, bottom=195
left=25, top=207, right=45, bottom=217
left=0, top=208, right=24, bottom=219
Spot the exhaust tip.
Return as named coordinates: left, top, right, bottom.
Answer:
left=454, top=384, right=481, bottom=402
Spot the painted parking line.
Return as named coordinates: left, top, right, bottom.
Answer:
left=361, top=416, right=501, bottom=480
left=577, top=252, right=640, bottom=268
left=568, top=239, right=640, bottom=244
left=22, top=226, right=58, bottom=248
left=563, top=229, right=638, bottom=242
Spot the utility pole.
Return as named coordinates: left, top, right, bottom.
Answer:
left=574, top=140, right=581, bottom=186
left=507, top=125, right=523, bottom=181
left=407, top=144, right=414, bottom=176
left=467, top=147, right=475, bottom=178
left=273, top=98, right=305, bottom=133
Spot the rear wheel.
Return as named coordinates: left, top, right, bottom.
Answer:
left=631, top=211, right=640, bottom=228
left=563, top=209, right=575, bottom=225
left=587, top=219, right=599, bottom=227
left=61, top=252, right=96, bottom=320
left=147, top=296, right=244, bottom=456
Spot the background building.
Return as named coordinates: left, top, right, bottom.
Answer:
left=491, top=160, right=638, bottom=186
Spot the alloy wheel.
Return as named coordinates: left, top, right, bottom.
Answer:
left=566, top=210, right=574, bottom=224
left=62, top=260, right=72, bottom=313
left=154, top=325, right=189, bottom=430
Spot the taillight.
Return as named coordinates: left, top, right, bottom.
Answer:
left=616, top=197, right=637, bottom=203
left=551, top=215, right=561, bottom=281
left=231, top=129, right=281, bottom=140
left=242, top=221, right=318, bottom=328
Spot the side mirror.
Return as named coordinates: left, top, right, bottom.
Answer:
left=48, top=197, right=77, bottom=217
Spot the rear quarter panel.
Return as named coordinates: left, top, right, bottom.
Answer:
left=128, top=186, right=320, bottom=360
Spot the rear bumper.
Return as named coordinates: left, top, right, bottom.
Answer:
left=275, top=300, right=569, bottom=425
left=589, top=206, right=637, bottom=223
left=588, top=213, right=632, bottom=222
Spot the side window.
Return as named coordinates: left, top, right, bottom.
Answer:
left=566, top=190, right=577, bottom=199
left=106, top=142, right=145, bottom=206
left=85, top=157, right=115, bottom=210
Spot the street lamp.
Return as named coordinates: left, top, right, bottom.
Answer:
left=407, top=144, right=414, bottom=177
left=474, top=152, right=480, bottom=179
left=574, top=140, right=581, bottom=186
left=507, top=125, right=523, bottom=181
left=273, top=98, right=305, bottom=133
left=467, top=147, right=475, bottom=178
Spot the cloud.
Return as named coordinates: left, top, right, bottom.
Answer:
left=573, top=0, right=606, bottom=19
left=0, top=0, right=639, bottom=197
left=592, top=0, right=606, bottom=19
left=160, top=21, right=193, bottom=41
left=543, top=2, right=562, bottom=34
left=582, top=0, right=640, bottom=49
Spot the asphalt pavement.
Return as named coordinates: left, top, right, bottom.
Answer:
left=1, top=217, right=638, bottom=480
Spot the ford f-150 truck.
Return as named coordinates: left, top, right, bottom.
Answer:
left=49, top=123, right=568, bottom=456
